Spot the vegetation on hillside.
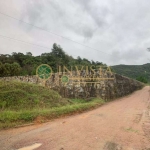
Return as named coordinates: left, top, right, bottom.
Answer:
left=0, top=43, right=105, bottom=77
left=1, top=42, right=149, bottom=83
left=0, top=81, right=68, bottom=110
left=136, top=76, right=148, bottom=83
left=1, top=43, right=148, bottom=129
left=0, top=80, right=105, bottom=129
left=112, top=64, right=150, bottom=83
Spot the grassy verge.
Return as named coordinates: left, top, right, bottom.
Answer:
left=0, top=98, right=105, bottom=129
left=0, top=80, right=105, bottom=129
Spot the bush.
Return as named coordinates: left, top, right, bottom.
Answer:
left=136, top=76, right=148, bottom=83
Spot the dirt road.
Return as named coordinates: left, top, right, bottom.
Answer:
left=0, top=86, right=150, bottom=150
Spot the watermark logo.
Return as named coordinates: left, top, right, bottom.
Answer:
left=36, top=64, right=52, bottom=80
left=36, top=64, right=114, bottom=83
left=61, top=75, right=69, bottom=83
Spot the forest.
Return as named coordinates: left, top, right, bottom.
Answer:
left=0, top=43, right=149, bottom=84
left=0, top=43, right=105, bottom=77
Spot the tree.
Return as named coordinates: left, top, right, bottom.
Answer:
left=136, top=76, right=148, bottom=83
left=51, top=43, right=67, bottom=71
left=0, top=62, right=21, bottom=77
left=0, top=62, right=4, bottom=77
left=3, top=63, right=11, bottom=76
left=11, top=62, right=21, bottom=76
left=12, top=52, right=25, bottom=67
left=77, top=56, right=82, bottom=64
left=0, top=43, right=106, bottom=76
left=26, top=52, right=32, bottom=56
left=51, top=43, right=65, bottom=58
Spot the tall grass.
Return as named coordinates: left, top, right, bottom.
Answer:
left=0, top=80, right=105, bottom=129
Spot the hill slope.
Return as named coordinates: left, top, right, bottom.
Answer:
left=0, top=80, right=104, bottom=129
left=112, top=63, right=150, bottom=82
left=0, top=80, right=69, bottom=110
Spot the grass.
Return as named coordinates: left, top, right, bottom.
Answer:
left=125, top=127, right=138, bottom=133
left=112, top=63, right=150, bottom=82
left=0, top=80, right=105, bottom=129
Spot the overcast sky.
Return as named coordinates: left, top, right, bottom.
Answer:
left=0, top=0, right=150, bottom=65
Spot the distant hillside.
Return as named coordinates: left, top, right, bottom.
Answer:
left=112, top=63, right=150, bottom=82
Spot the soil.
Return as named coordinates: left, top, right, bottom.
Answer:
left=0, top=86, right=150, bottom=150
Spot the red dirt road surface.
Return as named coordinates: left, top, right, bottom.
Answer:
left=0, top=86, right=150, bottom=150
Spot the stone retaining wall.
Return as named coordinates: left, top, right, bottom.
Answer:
left=0, top=73, right=144, bottom=100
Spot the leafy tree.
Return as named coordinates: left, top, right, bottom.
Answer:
left=12, top=52, right=25, bottom=67
left=26, top=52, right=32, bottom=56
left=3, top=63, right=11, bottom=76
left=0, top=43, right=105, bottom=76
left=136, top=76, right=148, bottom=83
left=0, top=62, right=4, bottom=77
left=11, top=62, right=21, bottom=76
left=2, top=62, right=21, bottom=76
left=77, top=56, right=82, bottom=64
